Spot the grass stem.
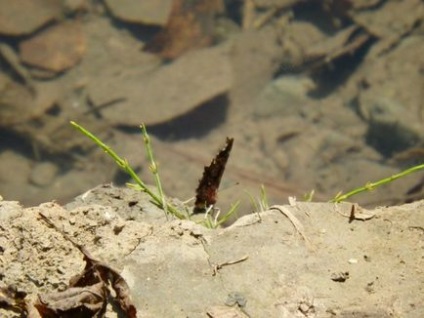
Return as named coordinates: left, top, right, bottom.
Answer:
left=140, top=124, right=168, bottom=219
left=331, top=162, right=424, bottom=203
left=70, top=121, right=185, bottom=219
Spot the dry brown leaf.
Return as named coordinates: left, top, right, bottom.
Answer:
left=35, top=282, right=108, bottom=318
left=38, top=213, right=138, bottom=317
left=74, top=248, right=137, bottom=318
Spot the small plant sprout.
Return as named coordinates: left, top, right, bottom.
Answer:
left=70, top=121, right=186, bottom=220
left=71, top=121, right=422, bottom=226
left=70, top=121, right=238, bottom=226
left=246, top=184, right=269, bottom=213
left=201, top=201, right=240, bottom=229
left=303, top=190, right=315, bottom=202
left=140, top=123, right=168, bottom=217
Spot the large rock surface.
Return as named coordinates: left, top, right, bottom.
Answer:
left=0, top=185, right=423, bottom=317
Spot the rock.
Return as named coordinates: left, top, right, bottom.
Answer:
left=355, top=36, right=424, bottom=157
left=0, top=201, right=23, bottom=220
left=0, top=43, right=35, bottom=89
left=1, top=185, right=423, bottom=316
left=349, top=0, right=380, bottom=9
left=207, top=306, right=249, bottom=318
left=65, top=184, right=168, bottom=224
left=352, top=0, right=423, bottom=39
left=253, top=75, right=316, bottom=118
left=143, top=0, right=224, bottom=59
left=0, top=151, right=32, bottom=200
left=254, top=0, right=300, bottom=8
left=352, top=0, right=424, bottom=57
left=89, top=44, right=233, bottom=125
left=63, top=0, right=90, bottom=12
left=19, top=21, right=86, bottom=73
left=228, top=27, right=283, bottom=108
left=363, top=97, right=421, bottom=157
left=0, top=71, right=61, bottom=127
left=0, top=0, right=62, bottom=36
left=104, top=0, right=173, bottom=26
left=29, top=162, right=59, bottom=187
left=0, top=72, right=35, bottom=126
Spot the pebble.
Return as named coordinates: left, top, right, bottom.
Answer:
left=0, top=0, right=62, bottom=36
left=104, top=0, right=173, bottom=26
left=19, top=21, right=86, bottom=73
left=29, top=162, right=59, bottom=187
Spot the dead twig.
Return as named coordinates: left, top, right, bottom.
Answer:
left=334, top=203, right=375, bottom=222
left=270, top=205, right=311, bottom=246
left=212, top=255, right=249, bottom=276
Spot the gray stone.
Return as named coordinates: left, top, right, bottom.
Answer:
left=104, top=0, right=173, bottom=26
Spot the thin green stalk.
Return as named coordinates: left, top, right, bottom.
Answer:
left=201, top=201, right=240, bottom=228
left=245, top=191, right=259, bottom=212
left=259, top=184, right=269, bottom=211
left=331, top=162, right=424, bottom=203
left=70, top=121, right=185, bottom=219
left=245, top=185, right=269, bottom=212
left=140, top=124, right=168, bottom=218
left=303, top=189, right=315, bottom=202
left=215, top=201, right=240, bottom=227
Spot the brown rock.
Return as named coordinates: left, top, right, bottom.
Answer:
left=349, top=0, right=380, bottom=10
left=144, top=0, right=224, bottom=59
left=0, top=0, right=62, bottom=36
left=352, top=0, right=424, bottom=39
left=0, top=71, right=62, bottom=129
left=351, top=0, right=424, bottom=57
left=104, top=0, right=173, bottom=26
left=88, top=44, right=233, bottom=125
left=254, top=0, right=300, bottom=8
left=0, top=72, right=35, bottom=126
left=19, top=21, right=86, bottom=73
left=29, top=162, right=59, bottom=188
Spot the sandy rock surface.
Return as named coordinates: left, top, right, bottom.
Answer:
left=0, top=185, right=423, bottom=317
left=1, top=0, right=423, bottom=209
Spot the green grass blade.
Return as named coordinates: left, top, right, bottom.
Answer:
left=140, top=123, right=168, bottom=218
left=215, top=201, right=240, bottom=227
left=245, top=190, right=259, bottom=212
left=259, top=184, right=269, bottom=210
left=70, top=121, right=185, bottom=219
left=331, top=162, right=424, bottom=203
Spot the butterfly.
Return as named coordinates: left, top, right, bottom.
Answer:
left=193, top=137, right=234, bottom=213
